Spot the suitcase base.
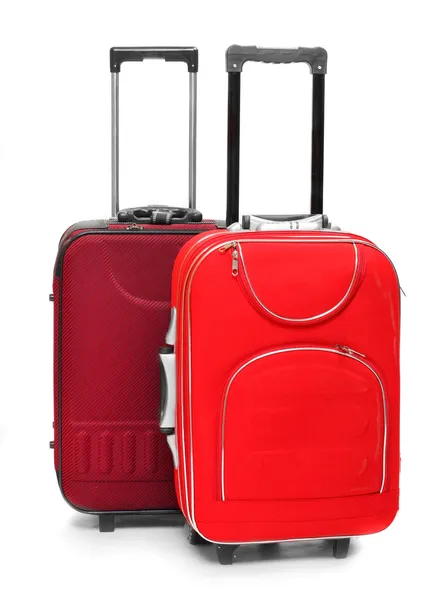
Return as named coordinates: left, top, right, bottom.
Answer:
left=95, top=509, right=181, bottom=533
left=184, top=521, right=351, bottom=565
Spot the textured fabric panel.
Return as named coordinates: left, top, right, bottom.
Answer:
left=53, top=276, right=60, bottom=471
left=56, top=225, right=215, bottom=512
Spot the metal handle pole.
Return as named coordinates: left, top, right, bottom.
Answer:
left=111, top=73, right=119, bottom=217
left=112, top=68, right=196, bottom=215
left=188, top=72, right=197, bottom=209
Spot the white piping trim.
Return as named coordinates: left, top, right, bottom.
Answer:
left=178, top=236, right=396, bottom=544
left=220, top=346, right=388, bottom=502
left=175, top=230, right=224, bottom=522
left=177, top=234, right=229, bottom=525
left=184, top=525, right=358, bottom=546
left=237, top=242, right=359, bottom=322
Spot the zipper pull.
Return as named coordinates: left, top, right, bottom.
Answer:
left=219, top=241, right=239, bottom=276
left=126, top=223, right=144, bottom=230
left=232, top=248, right=239, bottom=277
left=335, top=344, right=366, bottom=358
left=219, top=241, right=237, bottom=253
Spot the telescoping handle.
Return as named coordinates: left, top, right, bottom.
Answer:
left=225, top=45, right=327, bottom=225
left=110, top=47, right=198, bottom=217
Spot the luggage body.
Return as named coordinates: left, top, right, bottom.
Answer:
left=161, top=46, right=400, bottom=561
left=52, top=47, right=218, bottom=531
left=167, top=227, right=400, bottom=543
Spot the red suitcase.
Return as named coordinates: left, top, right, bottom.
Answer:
left=52, top=47, right=218, bottom=532
left=160, top=46, right=400, bottom=563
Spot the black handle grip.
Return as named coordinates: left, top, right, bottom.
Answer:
left=117, top=206, right=202, bottom=225
left=110, top=47, right=198, bottom=73
left=226, top=45, right=327, bottom=74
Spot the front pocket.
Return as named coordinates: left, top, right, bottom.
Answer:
left=236, top=240, right=364, bottom=325
left=220, top=346, right=386, bottom=502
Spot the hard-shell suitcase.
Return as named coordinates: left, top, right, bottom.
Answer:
left=52, top=47, right=219, bottom=532
left=160, top=45, right=400, bottom=563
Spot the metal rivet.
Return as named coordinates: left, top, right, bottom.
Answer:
left=233, top=63, right=237, bottom=67
left=317, top=65, right=322, bottom=70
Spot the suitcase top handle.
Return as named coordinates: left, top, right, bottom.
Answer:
left=117, top=206, right=202, bottom=225
left=225, top=45, right=327, bottom=225
left=110, top=47, right=198, bottom=217
left=110, top=47, right=198, bottom=73
left=226, top=45, right=327, bottom=74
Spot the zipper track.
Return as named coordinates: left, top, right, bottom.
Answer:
left=236, top=241, right=360, bottom=323
left=55, top=228, right=214, bottom=277
left=59, top=220, right=216, bottom=248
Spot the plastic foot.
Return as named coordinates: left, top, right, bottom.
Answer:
left=99, top=514, right=115, bottom=533
left=333, top=538, right=350, bottom=558
left=185, top=522, right=208, bottom=545
left=216, top=544, right=239, bottom=565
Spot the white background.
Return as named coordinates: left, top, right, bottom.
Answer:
left=0, top=0, right=444, bottom=598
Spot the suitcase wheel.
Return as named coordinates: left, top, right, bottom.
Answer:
left=333, top=538, right=350, bottom=559
left=185, top=522, right=208, bottom=545
left=99, top=514, right=115, bottom=533
left=216, top=544, right=239, bottom=565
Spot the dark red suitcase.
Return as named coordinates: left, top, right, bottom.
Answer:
left=51, top=47, right=218, bottom=532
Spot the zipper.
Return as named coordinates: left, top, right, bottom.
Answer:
left=56, top=228, right=213, bottom=278
left=61, top=219, right=217, bottom=247
left=109, top=218, right=217, bottom=225
left=335, top=344, right=366, bottom=358
left=224, top=240, right=361, bottom=324
left=231, top=248, right=239, bottom=277
left=125, top=224, right=144, bottom=230
left=219, top=241, right=237, bottom=252
left=219, top=241, right=239, bottom=277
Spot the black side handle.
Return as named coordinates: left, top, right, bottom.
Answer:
left=226, top=45, right=327, bottom=74
left=110, top=47, right=198, bottom=73
left=117, top=206, right=202, bottom=225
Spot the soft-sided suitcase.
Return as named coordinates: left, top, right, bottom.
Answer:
left=52, top=47, right=218, bottom=532
left=160, top=45, right=400, bottom=563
